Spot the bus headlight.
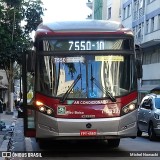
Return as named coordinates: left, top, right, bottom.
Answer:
left=35, top=101, right=54, bottom=116
left=47, top=109, right=52, bottom=115
left=123, top=107, right=129, bottom=113
left=128, top=104, right=136, bottom=110
left=121, top=103, right=136, bottom=115
left=39, top=106, right=46, bottom=112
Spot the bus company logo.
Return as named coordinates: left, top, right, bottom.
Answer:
left=57, top=106, right=66, bottom=115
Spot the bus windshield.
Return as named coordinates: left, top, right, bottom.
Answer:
left=36, top=54, right=136, bottom=99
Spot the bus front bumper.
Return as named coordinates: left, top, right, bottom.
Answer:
left=36, top=110, right=137, bottom=139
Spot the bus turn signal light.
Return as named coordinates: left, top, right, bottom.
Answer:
left=36, top=101, right=44, bottom=106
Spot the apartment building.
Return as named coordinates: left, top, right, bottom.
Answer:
left=86, top=0, right=121, bottom=21
left=87, top=0, right=160, bottom=97
left=121, top=0, right=160, bottom=95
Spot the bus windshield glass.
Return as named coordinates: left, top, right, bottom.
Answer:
left=36, top=54, right=136, bottom=99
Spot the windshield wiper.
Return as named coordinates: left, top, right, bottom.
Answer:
left=90, top=76, right=116, bottom=102
left=60, top=74, right=82, bottom=103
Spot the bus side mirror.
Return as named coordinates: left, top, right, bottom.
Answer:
left=136, top=59, right=143, bottom=79
left=27, top=51, right=35, bottom=73
left=135, top=44, right=143, bottom=79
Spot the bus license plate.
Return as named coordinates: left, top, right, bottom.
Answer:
left=80, top=130, right=97, bottom=136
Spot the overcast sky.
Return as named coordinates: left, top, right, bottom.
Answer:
left=42, top=0, right=92, bottom=22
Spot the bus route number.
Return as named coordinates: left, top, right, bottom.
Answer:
left=69, top=40, right=105, bottom=50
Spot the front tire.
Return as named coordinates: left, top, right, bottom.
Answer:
left=148, top=123, right=156, bottom=141
left=107, top=139, right=120, bottom=148
left=137, top=127, right=142, bottom=137
left=38, top=139, right=48, bottom=149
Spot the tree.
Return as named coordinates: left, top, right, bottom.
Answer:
left=0, top=0, right=45, bottom=113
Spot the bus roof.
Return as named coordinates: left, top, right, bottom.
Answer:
left=35, top=20, right=132, bottom=38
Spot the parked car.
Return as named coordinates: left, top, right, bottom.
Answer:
left=137, top=94, right=160, bottom=140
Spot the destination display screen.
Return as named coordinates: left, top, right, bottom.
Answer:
left=41, top=39, right=132, bottom=51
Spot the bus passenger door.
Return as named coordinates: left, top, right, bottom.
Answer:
left=22, top=51, right=36, bottom=137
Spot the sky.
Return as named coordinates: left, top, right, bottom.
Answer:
left=42, top=0, right=92, bottom=22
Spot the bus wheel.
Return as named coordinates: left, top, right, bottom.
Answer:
left=148, top=123, right=156, bottom=141
left=38, top=139, right=48, bottom=149
left=107, top=139, right=120, bottom=148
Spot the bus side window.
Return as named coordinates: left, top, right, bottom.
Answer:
left=34, top=40, right=43, bottom=51
left=38, top=40, right=43, bottom=51
left=123, top=39, right=130, bottom=50
left=27, top=51, right=35, bottom=73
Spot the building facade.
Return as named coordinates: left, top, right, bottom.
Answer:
left=121, top=0, right=160, bottom=96
left=86, top=0, right=121, bottom=21
left=87, top=0, right=160, bottom=99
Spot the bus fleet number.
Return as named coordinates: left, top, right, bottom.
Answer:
left=69, top=40, right=104, bottom=50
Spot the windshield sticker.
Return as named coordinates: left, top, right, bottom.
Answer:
left=66, top=57, right=85, bottom=63
left=89, top=91, right=97, bottom=98
left=54, top=57, right=85, bottom=63
left=95, top=56, right=124, bottom=62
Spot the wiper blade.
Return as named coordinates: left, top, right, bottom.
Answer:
left=91, top=76, right=116, bottom=102
left=60, top=74, right=82, bottom=103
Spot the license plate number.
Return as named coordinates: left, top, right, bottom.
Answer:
left=80, top=130, right=97, bottom=136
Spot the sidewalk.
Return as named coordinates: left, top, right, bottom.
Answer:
left=0, top=110, right=18, bottom=151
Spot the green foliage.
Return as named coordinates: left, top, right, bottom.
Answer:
left=24, top=0, right=44, bottom=34
left=0, top=0, right=45, bottom=69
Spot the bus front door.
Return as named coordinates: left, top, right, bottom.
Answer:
left=22, top=52, right=36, bottom=137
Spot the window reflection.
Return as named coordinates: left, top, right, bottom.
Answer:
left=36, top=55, right=136, bottom=99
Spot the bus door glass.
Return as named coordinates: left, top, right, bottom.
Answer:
left=22, top=52, right=36, bottom=137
